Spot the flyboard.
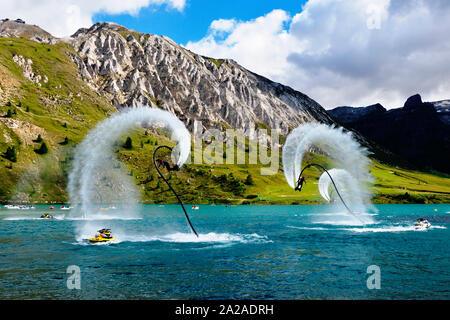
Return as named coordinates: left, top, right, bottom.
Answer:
left=153, top=145, right=199, bottom=237
left=296, top=163, right=365, bottom=225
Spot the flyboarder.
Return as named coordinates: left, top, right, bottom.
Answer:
left=295, top=175, right=306, bottom=191
left=153, top=145, right=199, bottom=237
left=156, top=159, right=179, bottom=171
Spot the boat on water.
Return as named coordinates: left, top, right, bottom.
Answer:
left=4, top=205, right=35, bottom=210
left=60, top=206, right=73, bottom=210
left=414, top=218, right=431, bottom=230
left=88, top=229, right=115, bottom=243
left=191, top=205, right=199, bottom=210
left=40, top=213, right=53, bottom=219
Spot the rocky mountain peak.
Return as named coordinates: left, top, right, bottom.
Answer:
left=368, top=103, right=386, bottom=113
left=327, top=103, right=386, bottom=125
left=403, top=93, right=435, bottom=113
left=0, top=19, right=58, bottom=44
left=71, top=22, right=127, bottom=37
left=327, top=94, right=450, bottom=173
left=403, top=93, right=422, bottom=108
left=68, top=23, right=334, bottom=135
left=431, top=99, right=450, bottom=125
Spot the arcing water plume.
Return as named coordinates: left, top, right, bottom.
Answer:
left=318, top=168, right=365, bottom=212
left=282, top=123, right=374, bottom=222
left=68, top=107, right=191, bottom=220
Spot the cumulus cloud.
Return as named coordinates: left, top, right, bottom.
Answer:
left=209, top=19, right=236, bottom=35
left=1, top=0, right=186, bottom=38
left=188, top=10, right=298, bottom=81
left=186, top=0, right=450, bottom=109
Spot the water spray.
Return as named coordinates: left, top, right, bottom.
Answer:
left=295, top=163, right=363, bottom=224
left=67, top=107, right=193, bottom=240
left=282, top=123, right=375, bottom=224
left=153, top=145, right=199, bottom=237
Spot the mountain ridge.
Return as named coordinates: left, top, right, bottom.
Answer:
left=328, top=94, right=450, bottom=173
left=67, top=22, right=334, bottom=136
left=0, top=21, right=448, bottom=204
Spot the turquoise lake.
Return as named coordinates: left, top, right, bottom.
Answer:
left=0, top=204, right=449, bottom=299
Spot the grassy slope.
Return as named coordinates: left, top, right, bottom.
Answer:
left=117, top=131, right=450, bottom=204
left=0, top=36, right=448, bottom=204
left=0, top=37, right=115, bottom=202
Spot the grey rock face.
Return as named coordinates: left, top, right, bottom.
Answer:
left=0, top=20, right=58, bottom=44
left=68, top=22, right=334, bottom=134
left=431, top=99, right=450, bottom=125
left=327, top=94, right=450, bottom=173
left=12, top=54, right=47, bottom=86
left=328, top=103, right=387, bottom=125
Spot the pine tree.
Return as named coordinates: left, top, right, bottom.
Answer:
left=34, top=134, right=43, bottom=143
left=59, top=136, right=69, bottom=145
left=3, top=146, right=17, bottom=162
left=35, top=142, right=48, bottom=155
left=124, top=137, right=133, bottom=149
left=245, top=174, right=254, bottom=185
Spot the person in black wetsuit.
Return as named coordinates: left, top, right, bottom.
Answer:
left=156, top=159, right=179, bottom=171
left=295, top=176, right=306, bottom=191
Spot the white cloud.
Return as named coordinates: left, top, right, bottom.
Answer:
left=186, top=0, right=450, bottom=109
left=210, top=18, right=236, bottom=35
left=187, top=10, right=298, bottom=81
left=1, top=0, right=186, bottom=38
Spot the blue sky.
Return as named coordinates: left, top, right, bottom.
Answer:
left=93, top=0, right=307, bottom=44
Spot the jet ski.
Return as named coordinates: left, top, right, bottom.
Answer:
left=414, top=218, right=431, bottom=230
left=40, top=213, right=53, bottom=219
left=88, top=229, right=115, bottom=243
left=191, top=205, right=199, bottom=210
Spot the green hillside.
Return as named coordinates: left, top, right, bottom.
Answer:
left=0, top=36, right=449, bottom=204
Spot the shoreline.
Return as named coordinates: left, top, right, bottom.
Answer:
left=1, top=201, right=449, bottom=206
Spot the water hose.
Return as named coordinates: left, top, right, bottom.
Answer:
left=296, top=163, right=363, bottom=223
left=153, top=145, right=199, bottom=237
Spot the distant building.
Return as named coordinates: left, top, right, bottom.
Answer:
left=14, top=19, right=25, bottom=24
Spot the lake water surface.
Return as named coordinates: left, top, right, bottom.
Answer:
left=0, top=204, right=449, bottom=299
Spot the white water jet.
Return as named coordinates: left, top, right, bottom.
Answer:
left=282, top=123, right=374, bottom=223
left=68, top=106, right=191, bottom=220
left=318, top=168, right=365, bottom=212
